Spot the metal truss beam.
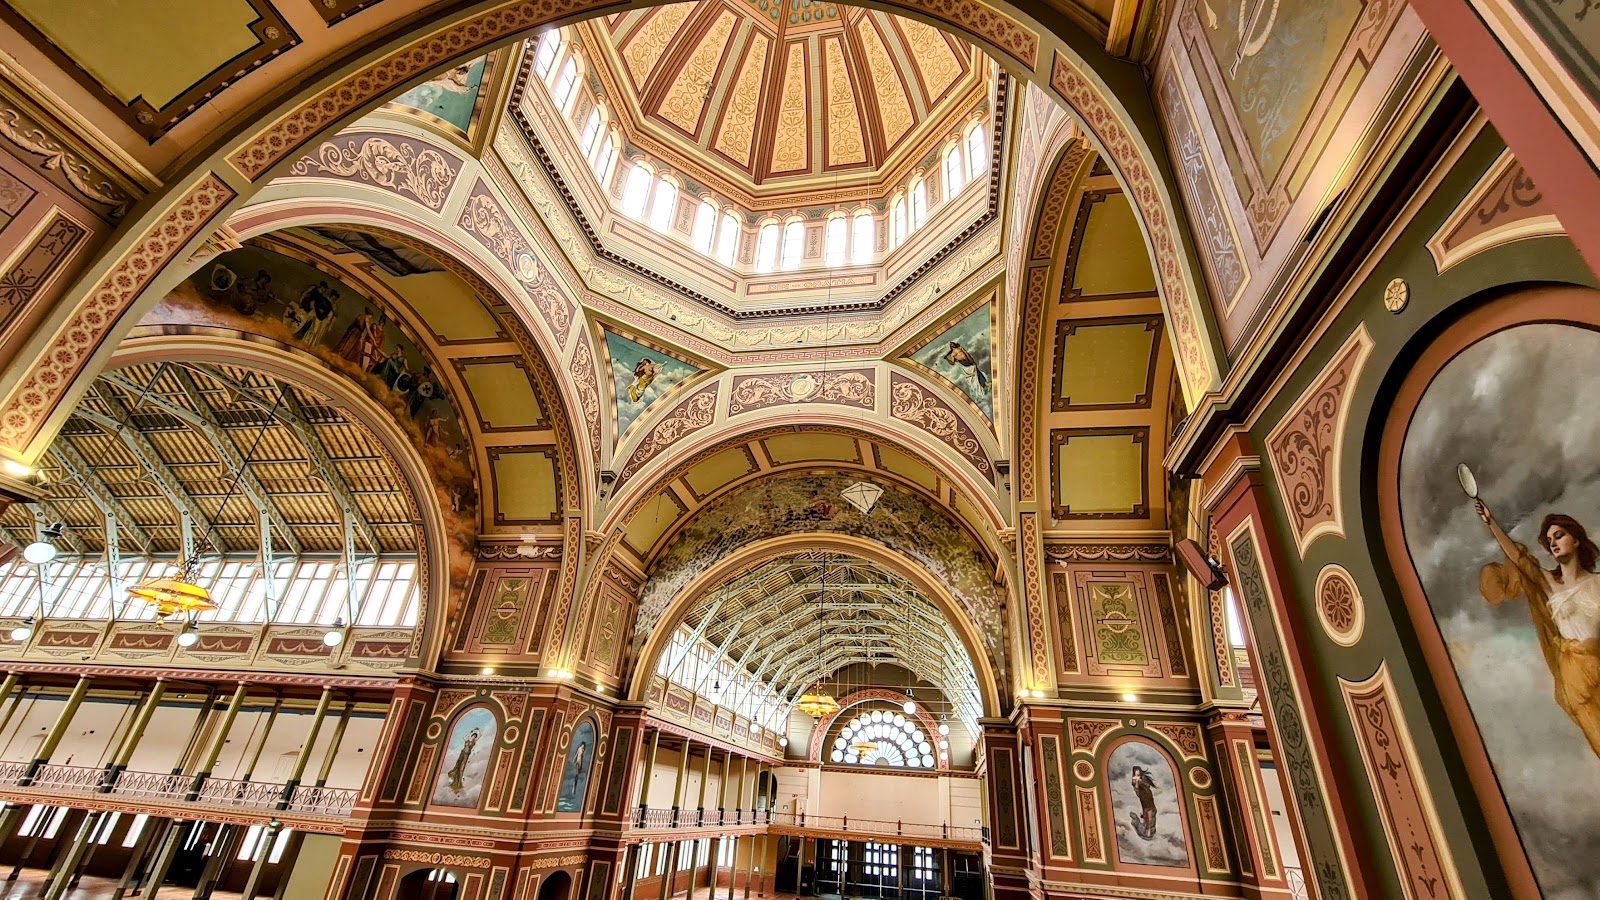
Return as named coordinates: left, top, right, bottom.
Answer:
left=47, top=437, right=155, bottom=553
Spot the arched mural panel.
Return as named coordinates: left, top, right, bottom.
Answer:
left=1381, top=285, right=1600, bottom=897
left=1104, top=737, right=1191, bottom=870
left=431, top=704, right=501, bottom=810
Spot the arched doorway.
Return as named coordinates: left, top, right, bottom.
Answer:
left=537, top=869, right=574, bottom=900
left=397, top=867, right=460, bottom=900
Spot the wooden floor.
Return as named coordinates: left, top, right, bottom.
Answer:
left=0, top=870, right=242, bottom=899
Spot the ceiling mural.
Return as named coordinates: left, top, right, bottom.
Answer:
left=632, top=473, right=1005, bottom=669
left=162, top=244, right=474, bottom=502
left=604, top=330, right=704, bottom=441
left=904, top=302, right=995, bottom=421
left=383, top=54, right=493, bottom=142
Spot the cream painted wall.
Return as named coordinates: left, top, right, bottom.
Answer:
left=0, top=694, right=382, bottom=788
left=770, top=766, right=982, bottom=828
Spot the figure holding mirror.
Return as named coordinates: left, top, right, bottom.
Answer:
left=1463, top=463, right=1600, bottom=758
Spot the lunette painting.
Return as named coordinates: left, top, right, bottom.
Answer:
left=606, top=331, right=700, bottom=439
left=431, top=705, right=498, bottom=809
left=387, top=56, right=488, bottom=135
left=556, top=720, right=597, bottom=813
left=1398, top=322, right=1600, bottom=898
left=1106, top=740, right=1188, bottom=868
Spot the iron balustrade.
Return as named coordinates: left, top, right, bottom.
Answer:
left=632, top=806, right=771, bottom=829
left=767, top=811, right=982, bottom=842
left=0, top=763, right=358, bottom=816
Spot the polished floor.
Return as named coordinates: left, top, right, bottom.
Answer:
left=0, top=870, right=242, bottom=899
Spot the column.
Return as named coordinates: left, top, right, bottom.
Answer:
left=661, top=841, right=680, bottom=900
left=622, top=843, right=642, bottom=900
left=637, top=728, right=661, bottom=825
left=671, top=740, right=691, bottom=827
left=238, top=820, right=283, bottom=900
left=724, top=836, right=738, bottom=900
left=276, top=688, right=334, bottom=807
left=978, top=721, right=1030, bottom=900
left=103, top=679, right=167, bottom=787
left=186, top=683, right=249, bottom=799
left=733, top=756, right=747, bottom=825
left=268, top=701, right=353, bottom=900
left=695, top=746, right=711, bottom=827
left=717, top=751, right=731, bottom=826
left=20, top=675, right=90, bottom=783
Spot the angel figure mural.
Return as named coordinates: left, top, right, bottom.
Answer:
left=627, top=358, right=662, bottom=403
left=1467, top=463, right=1600, bottom=759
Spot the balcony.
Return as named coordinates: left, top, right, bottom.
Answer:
left=0, top=762, right=358, bottom=831
left=626, top=806, right=982, bottom=852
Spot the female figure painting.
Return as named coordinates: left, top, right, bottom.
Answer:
left=1397, top=321, right=1600, bottom=895
left=431, top=706, right=497, bottom=809
left=1473, top=499, right=1600, bottom=757
left=556, top=721, right=596, bottom=813
left=1106, top=740, right=1187, bottom=867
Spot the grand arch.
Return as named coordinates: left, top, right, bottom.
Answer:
left=0, top=0, right=1222, bottom=471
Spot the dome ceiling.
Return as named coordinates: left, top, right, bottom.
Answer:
left=586, top=0, right=988, bottom=193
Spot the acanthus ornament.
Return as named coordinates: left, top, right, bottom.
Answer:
left=289, top=136, right=458, bottom=211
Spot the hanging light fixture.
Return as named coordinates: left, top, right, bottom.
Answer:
left=129, top=370, right=283, bottom=620
left=903, top=688, right=916, bottom=716
left=849, top=736, right=878, bottom=756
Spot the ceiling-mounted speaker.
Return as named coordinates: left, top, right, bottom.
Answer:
left=1175, top=538, right=1227, bottom=591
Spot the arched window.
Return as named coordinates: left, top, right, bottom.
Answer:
left=909, top=179, right=928, bottom=230
left=966, top=123, right=988, bottom=180
left=649, top=178, right=679, bottom=233
left=715, top=211, right=740, bottom=266
left=534, top=31, right=563, bottom=77
left=780, top=219, right=805, bottom=270
left=593, top=133, right=616, bottom=180
left=943, top=144, right=964, bottom=198
left=754, top=222, right=780, bottom=273
left=890, top=195, right=906, bottom=248
left=552, top=58, right=579, bottom=110
left=823, top=216, right=848, bottom=267
left=621, top=163, right=652, bottom=219
left=851, top=210, right=875, bottom=263
left=692, top=200, right=718, bottom=254
left=579, top=108, right=602, bottom=156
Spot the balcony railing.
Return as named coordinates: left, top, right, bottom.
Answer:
left=633, top=805, right=771, bottom=829
left=767, top=812, right=983, bottom=843
left=0, top=763, right=357, bottom=817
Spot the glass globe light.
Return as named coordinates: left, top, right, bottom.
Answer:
left=9, top=624, right=30, bottom=642
left=22, top=541, right=55, bottom=565
left=902, top=699, right=916, bottom=715
left=177, top=629, right=200, bottom=648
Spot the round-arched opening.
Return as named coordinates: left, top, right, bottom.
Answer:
left=397, top=867, right=460, bottom=900
left=537, top=869, right=574, bottom=900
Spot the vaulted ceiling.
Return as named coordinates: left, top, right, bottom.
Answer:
left=585, top=1, right=989, bottom=192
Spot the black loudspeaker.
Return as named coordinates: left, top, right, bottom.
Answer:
left=1175, top=538, right=1228, bottom=591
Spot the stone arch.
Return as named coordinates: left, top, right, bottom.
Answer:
left=105, top=333, right=459, bottom=671
left=0, top=0, right=1221, bottom=468
left=628, top=532, right=1005, bottom=720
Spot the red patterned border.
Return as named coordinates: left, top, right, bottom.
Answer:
left=0, top=174, right=235, bottom=453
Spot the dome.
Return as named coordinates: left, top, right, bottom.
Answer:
left=587, top=1, right=990, bottom=196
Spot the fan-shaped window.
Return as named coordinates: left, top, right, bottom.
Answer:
left=909, top=179, right=928, bottom=230
left=943, top=145, right=964, bottom=198
left=648, top=178, right=679, bottom=233
left=534, top=30, right=563, bottom=77
left=851, top=211, right=875, bottom=263
left=715, top=212, right=740, bottom=266
left=593, top=134, right=616, bottom=180
left=552, top=58, right=579, bottom=110
left=621, top=164, right=653, bottom=219
left=823, top=216, right=848, bottom=268
left=579, top=108, right=602, bottom=155
left=966, top=123, right=988, bottom=179
left=754, top=222, right=780, bottom=273
left=780, top=220, right=806, bottom=270
left=890, top=196, right=906, bottom=249
left=828, top=707, right=936, bottom=769
left=692, top=200, right=718, bottom=254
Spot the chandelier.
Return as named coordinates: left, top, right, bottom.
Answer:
left=796, top=681, right=841, bottom=719
left=849, top=737, right=878, bottom=756
left=128, top=573, right=217, bottom=619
